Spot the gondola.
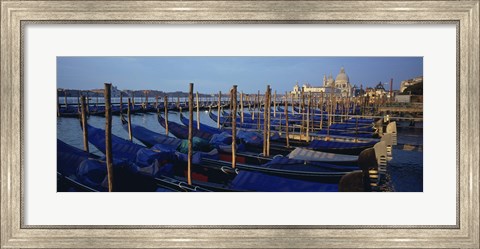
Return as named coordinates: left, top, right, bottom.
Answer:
left=158, top=113, right=214, bottom=140
left=122, top=116, right=385, bottom=182
left=119, top=115, right=378, bottom=182
left=57, top=139, right=204, bottom=192
left=168, top=110, right=383, bottom=156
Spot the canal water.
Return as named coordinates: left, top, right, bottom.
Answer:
left=57, top=111, right=423, bottom=192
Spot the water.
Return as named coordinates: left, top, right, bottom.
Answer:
left=57, top=111, right=423, bottom=192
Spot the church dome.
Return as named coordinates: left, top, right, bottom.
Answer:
left=335, top=67, right=349, bottom=83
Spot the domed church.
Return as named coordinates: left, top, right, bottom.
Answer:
left=291, top=66, right=355, bottom=97
left=323, top=67, right=354, bottom=97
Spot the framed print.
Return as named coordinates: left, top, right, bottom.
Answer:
left=1, top=0, right=479, bottom=248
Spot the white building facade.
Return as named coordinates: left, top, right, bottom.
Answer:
left=291, top=67, right=355, bottom=97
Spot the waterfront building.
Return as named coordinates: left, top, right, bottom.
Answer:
left=400, top=76, right=423, bottom=93
left=290, top=67, right=354, bottom=97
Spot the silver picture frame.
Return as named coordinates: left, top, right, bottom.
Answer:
left=1, top=1, right=478, bottom=248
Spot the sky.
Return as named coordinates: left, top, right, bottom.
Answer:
left=57, top=57, right=423, bottom=93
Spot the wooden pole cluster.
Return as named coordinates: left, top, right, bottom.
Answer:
left=187, top=83, right=194, bottom=185
left=104, top=83, right=114, bottom=192
left=231, top=85, right=238, bottom=169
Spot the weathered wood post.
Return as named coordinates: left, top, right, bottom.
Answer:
left=164, top=95, right=169, bottom=135
left=217, top=91, right=221, bottom=128
left=232, top=85, right=238, bottom=169
left=306, top=91, right=311, bottom=141
left=196, top=91, right=200, bottom=129
left=104, top=83, right=114, bottom=192
left=320, top=92, right=324, bottom=130
left=252, top=94, right=256, bottom=121
left=155, top=95, right=159, bottom=112
left=257, top=90, right=261, bottom=130
left=273, top=90, right=277, bottom=117
left=80, top=95, right=89, bottom=153
left=263, top=87, right=268, bottom=155
left=240, top=91, right=244, bottom=124
left=187, top=83, right=194, bottom=185
left=127, top=98, right=133, bottom=141
left=284, top=92, right=290, bottom=147
left=355, top=114, right=359, bottom=142
left=86, top=92, right=90, bottom=115
left=266, top=86, right=271, bottom=157
left=132, top=92, right=135, bottom=107
left=301, top=87, right=305, bottom=137
left=144, top=90, right=148, bottom=110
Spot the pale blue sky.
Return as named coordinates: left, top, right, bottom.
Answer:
left=57, top=57, right=423, bottom=93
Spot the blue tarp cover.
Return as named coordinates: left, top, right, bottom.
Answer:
left=231, top=171, right=339, bottom=192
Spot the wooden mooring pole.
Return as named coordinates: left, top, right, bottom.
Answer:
left=232, top=85, right=238, bottom=169
left=187, top=83, right=194, bottom=185
left=273, top=90, right=277, bottom=117
left=257, top=90, right=261, bottom=130
left=240, top=91, right=244, bottom=124
left=217, top=91, right=221, bottom=128
left=196, top=91, right=200, bottom=129
left=306, top=91, right=311, bottom=141
left=263, top=87, right=268, bottom=156
left=164, top=96, right=169, bottom=135
left=127, top=98, right=133, bottom=141
left=252, top=94, right=256, bottom=121
left=320, top=92, right=324, bottom=130
left=266, top=86, right=271, bottom=157
left=144, top=90, right=148, bottom=110
left=284, top=92, right=290, bottom=148
left=104, top=83, right=114, bottom=192
left=80, top=95, right=89, bottom=153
